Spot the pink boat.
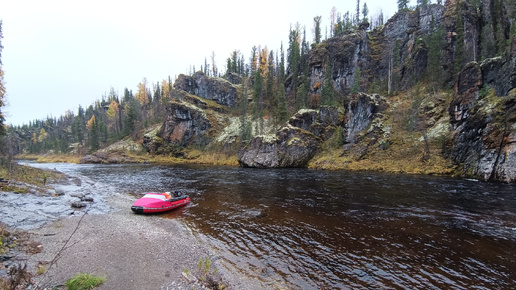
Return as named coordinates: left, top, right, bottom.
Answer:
left=131, top=191, right=190, bottom=214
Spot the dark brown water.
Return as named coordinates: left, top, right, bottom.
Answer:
left=19, top=163, right=516, bottom=289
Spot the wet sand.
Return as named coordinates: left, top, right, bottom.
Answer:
left=27, top=195, right=257, bottom=289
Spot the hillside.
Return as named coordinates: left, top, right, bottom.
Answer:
left=7, top=0, right=516, bottom=182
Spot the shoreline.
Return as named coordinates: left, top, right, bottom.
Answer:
left=23, top=193, right=260, bottom=289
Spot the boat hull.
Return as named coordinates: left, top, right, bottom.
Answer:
left=131, top=193, right=190, bottom=214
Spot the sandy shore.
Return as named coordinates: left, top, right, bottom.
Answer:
left=26, top=194, right=256, bottom=289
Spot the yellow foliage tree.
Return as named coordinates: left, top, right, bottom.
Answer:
left=37, top=128, right=48, bottom=143
left=259, top=47, right=268, bottom=79
left=86, top=115, right=96, bottom=130
left=107, top=101, right=118, bottom=121
left=135, top=77, right=149, bottom=106
left=161, top=79, right=170, bottom=103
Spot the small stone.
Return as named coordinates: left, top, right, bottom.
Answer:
left=71, top=202, right=86, bottom=208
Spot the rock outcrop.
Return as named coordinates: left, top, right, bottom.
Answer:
left=448, top=38, right=516, bottom=182
left=174, top=71, right=238, bottom=107
left=160, top=100, right=211, bottom=148
left=343, top=93, right=388, bottom=147
left=238, top=107, right=339, bottom=168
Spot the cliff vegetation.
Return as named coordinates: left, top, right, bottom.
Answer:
left=4, top=0, right=516, bottom=182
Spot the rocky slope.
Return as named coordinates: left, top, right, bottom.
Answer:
left=112, top=1, right=516, bottom=182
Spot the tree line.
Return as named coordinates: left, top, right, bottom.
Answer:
left=3, top=0, right=515, bottom=156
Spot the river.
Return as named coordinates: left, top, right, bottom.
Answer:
left=11, top=162, right=516, bottom=289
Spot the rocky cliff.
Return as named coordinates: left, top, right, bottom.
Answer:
left=141, top=0, right=516, bottom=182
left=174, top=71, right=238, bottom=107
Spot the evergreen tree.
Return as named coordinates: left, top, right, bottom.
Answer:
left=356, top=0, right=361, bottom=24
left=72, top=105, right=86, bottom=145
left=398, top=0, right=409, bottom=11
left=313, top=16, right=322, bottom=45
left=253, top=64, right=264, bottom=134
left=288, top=26, right=301, bottom=107
left=362, top=3, right=369, bottom=22
left=240, top=77, right=251, bottom=141
left=87, top=115, right=99, bottom=152
left=279, top=42, right=285, bottom=83
left=454, top=1, right=465, bottom=77
left=276, top=82, right=289, bottom=125
left=427, top=16, right=444, bottom=91
left=266, top=50, right=275, bottom=114
left=352, top=67, right=361, bottom=94
left=321, top=56, right=335, bottom=105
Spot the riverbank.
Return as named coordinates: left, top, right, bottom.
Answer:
left=27, top=195, right=206, bottom=289
left=0, top=163, right=262, bottom=289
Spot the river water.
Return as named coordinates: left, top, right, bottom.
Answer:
left=12, top=162, right=516, bottom=289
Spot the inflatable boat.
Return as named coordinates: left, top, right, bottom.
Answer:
left=131, top=191, right=190, bottom=214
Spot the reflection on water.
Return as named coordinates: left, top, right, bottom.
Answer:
left=24, top=163, right=516, bottom=288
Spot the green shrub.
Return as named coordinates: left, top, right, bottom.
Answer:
left=65, top=273, right=106, bottom=290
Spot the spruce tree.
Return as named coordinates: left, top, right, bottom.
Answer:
left=314, top=16, right=322, bottom=45
left=362, top=3, right=369, bottom=22
left=356, top=0, right=361, bottom=25
left=427, top=16, right=444, bottom=91
left=288, top=27, right=301, bottom=108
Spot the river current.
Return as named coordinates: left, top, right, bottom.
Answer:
left=12, top=162, right=516, bottom=289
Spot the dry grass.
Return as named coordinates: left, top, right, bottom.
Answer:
left=17, top=154, right=82, bottom=164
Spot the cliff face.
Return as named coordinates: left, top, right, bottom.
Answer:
left=174, top=71, right=238, bottom=107
left=448, top=36, right=516, bottom=182
left=145, top=1, right=516, bottom=182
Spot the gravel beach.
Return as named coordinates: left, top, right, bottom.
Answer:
left=26, top=194, right=257, bottom=290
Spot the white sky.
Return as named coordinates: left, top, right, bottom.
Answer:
left=1, top=0, right=401, bottom=126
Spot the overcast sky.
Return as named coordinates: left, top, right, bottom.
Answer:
left=1, top=0, right=401, bottom=126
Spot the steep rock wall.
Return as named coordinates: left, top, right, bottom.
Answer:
left=174, top=71, right=238, bottom=107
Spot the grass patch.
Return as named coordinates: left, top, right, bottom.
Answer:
left=65, top=273, right=106, bottom=290
left=183, top=257, right=226, bottom=289
left=0, top=163, right=64, bottom=189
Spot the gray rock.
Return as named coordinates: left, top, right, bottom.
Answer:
left=174, top=71, right=238, bottom=107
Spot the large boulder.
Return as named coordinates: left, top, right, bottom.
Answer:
left=173, top=71, right=238, bottom=107
left=238, top=107, right=339, bottom=168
